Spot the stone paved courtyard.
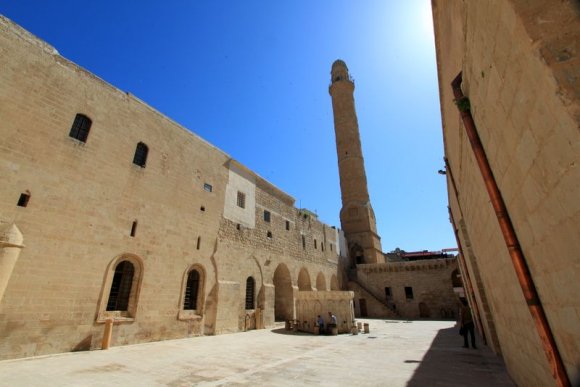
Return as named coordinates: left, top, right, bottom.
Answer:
left=0, top=319, right=515, bottom=386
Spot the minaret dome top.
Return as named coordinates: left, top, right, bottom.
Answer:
left=331, top=59, right=350, bottom=83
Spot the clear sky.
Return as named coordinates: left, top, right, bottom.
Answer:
left=0, top=1, right=456, bottom=252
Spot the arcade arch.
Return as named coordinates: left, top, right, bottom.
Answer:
left=273, top=263, right=293, bottom=321
left=297, top=268, right=312, bottom=291
left=316, top=272, right=326, bottom=291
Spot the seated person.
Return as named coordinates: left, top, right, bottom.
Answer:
left=317, top=315, right=325, bottom=333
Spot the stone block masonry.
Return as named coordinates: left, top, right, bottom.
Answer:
left=0, top=15, right=341, bottom=360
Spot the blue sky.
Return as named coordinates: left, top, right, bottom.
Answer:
left=0, top=1, right=455, bottom=252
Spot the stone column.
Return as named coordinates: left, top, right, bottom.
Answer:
left=0, top=224, right=24, bottom=307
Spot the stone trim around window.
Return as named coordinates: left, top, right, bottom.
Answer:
left=96, top=254, right=144, bottom=323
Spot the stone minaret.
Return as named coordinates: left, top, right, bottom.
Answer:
left=329, top=60, right=384, bottom=264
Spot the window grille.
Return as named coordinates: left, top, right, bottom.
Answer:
left=106, top=261, right=135, bottom=311
left=69, top=114, right=91, bottom=142
left=245, top=277, right=255, bottom=309
left=183, top=270, right=200, bottom=310
left=237, top=191, right=246, bottom=208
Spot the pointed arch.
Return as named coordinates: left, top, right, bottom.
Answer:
left=316, top=272, right=327, bottom=291
left=297, top=268, right=312, bottom=291
left=273, top=263, right=293, bottom=321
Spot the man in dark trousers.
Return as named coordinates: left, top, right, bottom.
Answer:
left=460, top=298, right=476, bottom=349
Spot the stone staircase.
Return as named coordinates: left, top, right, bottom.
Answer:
left=347, top=279, right=399, bottom=319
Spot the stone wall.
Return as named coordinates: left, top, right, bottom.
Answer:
left=432, top=1, right=580, bottom=385
left=0, top=15, right=340, bottom=360
left=350, top=258, right=459, bottom=320
left=295, top=291, right=355, bottom=334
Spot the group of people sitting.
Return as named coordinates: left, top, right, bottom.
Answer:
left=316, top=312, right=337, bottom=335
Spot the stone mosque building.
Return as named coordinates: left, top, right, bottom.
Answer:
left=2, top=2, right=578, bottom=385
left=0, top=15, right=458, bottom=361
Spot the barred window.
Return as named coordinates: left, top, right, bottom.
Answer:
left=183, top=269, right=200, bottom=310
left=133, top=142, right=148, bottom=167
left=69, top=114, right=92, bottom=142
left=237, top=191, right=246, bottom=208
left=245, top=276, right=255, bottom=309
left=106, top=261, right=135, bottom=311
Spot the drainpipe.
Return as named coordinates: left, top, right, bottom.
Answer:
left=447, top=207, right=487, bottom=346
left=444, top=160, right=487, bottom=345
left=451, top=72, right=570, bottom=387
left=444, top=158, right=487, bottom=345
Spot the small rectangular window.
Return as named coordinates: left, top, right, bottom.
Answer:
left=130, top=221, right=137, bottom=237
left=314, top=239, right=317, bottom=249
left=133, top=142, right=148, bottom=167
left=264, top=210, right=271, bottom=222
left=204, top=183, right=212, bottom=192
left=385, top=287, right=392, bottom=300
left=17, top=193, right=30, bottom=207
left=405, top=287, right=414, bottom=300
left=302, top=235, right=306, bottom=250
left=237, top=191, right=246, bottom=208
left=285, top=220, right=290, bottom=230
left=321, top=242, right=324, bottom=252
left=330, top=243, right=333, bottom=252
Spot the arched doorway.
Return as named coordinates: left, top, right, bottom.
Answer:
left=297, top=268, right=312, bottom=291
left=273, top=264, right=293, bottom=322
left=316, top=272, right=326, bottom=291
left=330, top=275, right=339, bottom=290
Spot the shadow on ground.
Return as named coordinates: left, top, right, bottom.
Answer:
left=406, top=326, right=515, bottom=387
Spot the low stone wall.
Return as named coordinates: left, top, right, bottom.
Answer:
left=295, top=291, right=355, bottom=334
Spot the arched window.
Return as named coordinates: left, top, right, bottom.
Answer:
left=106, top=260, right=135, bottom=311
left=133, top=142, right=148, bottom=167
left=178, top=265, right=205, bottom=320
left=245, top=276, right=255, bottom=310
left=183, top=269, right=200, bottom=310
left=69, top=113, right=92, bottom=143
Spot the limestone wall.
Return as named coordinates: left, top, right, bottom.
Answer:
left=0, top=15, right=340, bottom=360
left=432, top=1, right=580, bottom=385
left=295, top=291, right=355, bottom=334
left=352, top=259, right=458, bottom=320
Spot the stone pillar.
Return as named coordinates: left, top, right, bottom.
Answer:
left=0, top=224, right=24, bottom=307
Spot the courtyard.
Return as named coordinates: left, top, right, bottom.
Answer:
left=0, top=319, right=514, bottom=386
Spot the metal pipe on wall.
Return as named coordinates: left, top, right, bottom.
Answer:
left=450, top=72, right=570, bottom=387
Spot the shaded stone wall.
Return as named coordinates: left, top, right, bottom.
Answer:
left=432, top=1, right=580, bottom=385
